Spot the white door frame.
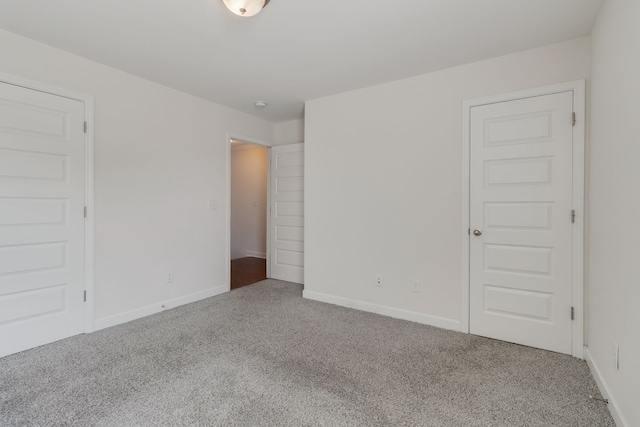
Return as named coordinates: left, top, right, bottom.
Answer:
left=460, top=80, right=586, bottom=358
left=226, top=133, right=273, bottom=291
left=0, top=71, right=95, bottom=333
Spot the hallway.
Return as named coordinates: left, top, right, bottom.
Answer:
left=230, top=257, right=267, bottom=290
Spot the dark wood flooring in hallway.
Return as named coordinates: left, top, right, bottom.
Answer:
left=230, top=257, right=267, bottom=290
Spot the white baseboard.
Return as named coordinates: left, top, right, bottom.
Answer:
left=303, top=290, right=460, bottom=332
left=246, top=251, right=267, bottom=259
left=93, top=285, right=228, bottom=331
left=584, top=347, right=628, bottom=427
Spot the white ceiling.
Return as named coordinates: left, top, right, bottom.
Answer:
left=0, top=0, right=604, bottom=123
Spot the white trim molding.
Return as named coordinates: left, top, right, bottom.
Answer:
left=460, top=80, right=586, bottom=358
left=245, top=250, right=267, bottom=259
left=93, top=285, right=227, bottom=331
left=585, top=347, right=629, bottom=426
left=0, top=71, right=96, bottom=333
left=303, top=290, right=460, bottom=332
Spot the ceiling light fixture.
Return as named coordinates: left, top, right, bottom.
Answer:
left=255, top=101, right=267, bottom=109
left=222, top=0, right=270, bottom=17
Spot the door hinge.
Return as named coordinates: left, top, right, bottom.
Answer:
left=571, top=306, right=575, bottom=320
left=84, top=290, right=87, bottom=302
left=84, top=206, right=88, bottom=218
left=571, top=209, right=576, bottom=223
left=84, top=121, right=87, bottom=133
left=572, top=112, right=576, bottom=126
left=468, top=228, right=470, bottom=235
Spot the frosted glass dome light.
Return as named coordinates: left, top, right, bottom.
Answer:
left=222, top=0, right=270, bottom=17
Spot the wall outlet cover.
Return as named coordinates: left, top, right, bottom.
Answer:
left=412, top=280, right=420, bottom=292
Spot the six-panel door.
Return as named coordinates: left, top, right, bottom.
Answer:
left=270, top=143, right=304, bottom=284
left=469, top=91, right=574, bottom=354
left=0, top=82, right=86, bottom=357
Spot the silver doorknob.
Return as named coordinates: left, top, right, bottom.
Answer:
left=473, top=229, right=482, bottom=236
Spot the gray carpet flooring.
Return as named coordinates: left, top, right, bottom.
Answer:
left=0, top=280, right=614, bottom=426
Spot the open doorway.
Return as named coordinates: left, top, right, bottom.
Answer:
left=230, top=139, right=268, bottom=289
left=226, top=136, right=305, bottom=290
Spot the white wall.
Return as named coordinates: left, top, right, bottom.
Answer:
left=275, top=119, right=304, bottom=145
left=230, top=143, right=268, bottom=260
left=588, top=1, right=640, bottom=425
left=0, top=29, right=275, bottom=325
left=304, top=37, right=590, bottom=329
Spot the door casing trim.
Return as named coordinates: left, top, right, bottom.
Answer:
left=0, top=71, right=96, bottom=333
left=460, top=80, right=586, bottom=358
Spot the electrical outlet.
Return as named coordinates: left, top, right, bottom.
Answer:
left=376, top=274, right=383, bottom=287
left=167, top=272, right=174, bottom=283
left=411, top=280, right=420, bottom=293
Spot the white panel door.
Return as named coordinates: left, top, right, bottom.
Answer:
left=469, top=91, right=574, bottom=354
left=270, top=143, right=304, bottom=284
left=0, top=82, right=86, bottom=357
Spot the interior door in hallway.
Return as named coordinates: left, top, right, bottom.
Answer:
left=469, top=91, right=575, bottom=355
left=0, top=81, right=86, bottom=357
left=270, top=143, right=304, bottom=284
